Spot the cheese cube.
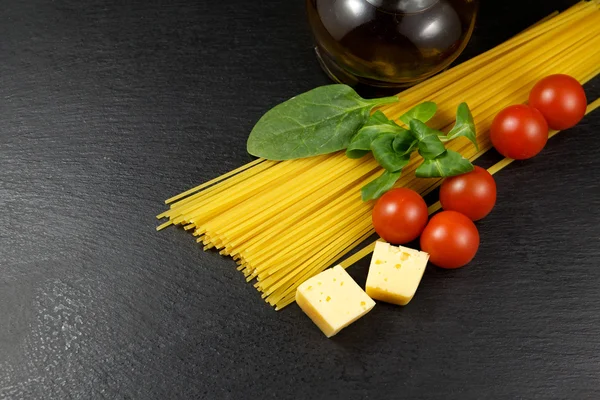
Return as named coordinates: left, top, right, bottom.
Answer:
left=296, top=265, right=375, bottom=338
left=365, top=241, right=429, bottom=306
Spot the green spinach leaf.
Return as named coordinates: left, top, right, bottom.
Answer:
left=247, top=85, right=398, bottom=160
left=361, top=170, right=402, bottom=201
left=399, top=102, right=437, bottom=126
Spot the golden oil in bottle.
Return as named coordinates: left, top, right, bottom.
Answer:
left=306, top=0, right=478, bottom=93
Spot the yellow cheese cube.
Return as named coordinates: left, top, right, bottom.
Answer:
left=365, top=241, right=429, bottom=306
left=296, top=265, right=375, bottom=338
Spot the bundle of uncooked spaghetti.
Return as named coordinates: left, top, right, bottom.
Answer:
left=158, top=1, right=600, bottom=310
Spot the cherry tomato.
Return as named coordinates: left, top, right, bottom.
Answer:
left=420, top=211, right=479, bottom=269
left=439, top=166, right=497, bottom=221
left=490, top=104, right=548, bottom=160
left=372, top=188, right=428, bottom=245
left=529, top=74, right=587, bottom=130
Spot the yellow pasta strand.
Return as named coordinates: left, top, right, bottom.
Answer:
left=158, top=1, right=600, bottom=310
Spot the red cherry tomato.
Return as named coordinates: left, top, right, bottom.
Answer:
left=372, top=188, right=428, bottom=245
left=420, top=211, right=479, bottom=269
left=439, top=166, right=497, bottom=221
left=529, top=74, right=587, bottom=130
left=490, top=104, right=548, bottom=160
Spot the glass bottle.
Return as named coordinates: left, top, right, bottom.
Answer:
left=306, top=0, right=479, bottom=94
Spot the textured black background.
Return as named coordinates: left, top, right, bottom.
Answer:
left=1, top=0, right=599, bottom=399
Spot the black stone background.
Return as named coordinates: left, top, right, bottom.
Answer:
left=1, top=0, right=599, bottom=398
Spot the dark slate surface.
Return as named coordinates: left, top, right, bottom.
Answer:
left=1, top=0, right=599, bottom=399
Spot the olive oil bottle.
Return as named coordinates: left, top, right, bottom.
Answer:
left=306, top=0, right=478, bottom=93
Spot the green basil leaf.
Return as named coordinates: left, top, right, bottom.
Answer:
left=346, top=111, right=409, bottom=159
left=446, top=102, right=479, bottom=150
left=417, top=134, right=446, bottom=160
left=409, top=120, right=446, bottom=159
left=370, top=133, right=411, bottom=172
left=247, top=85, right=398, bottom=160
left=399, top=101, right=437, bottom=126
left=364, top=110, right=391, bottom=125
left=345, top=149, right=370, bottom=159
left=361, top=170, right=402, bottom=201
left=409, top=119, right=445, bottom=141
left=392, top=132, right=418, bottom=156
left=415, top=150, right=474, bottom=178
left=346, top=111, right=398, bottom=157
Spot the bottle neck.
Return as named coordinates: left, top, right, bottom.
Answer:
left=365, top=0, right=439, bottom=14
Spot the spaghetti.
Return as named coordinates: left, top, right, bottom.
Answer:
left=158, top=1, right=600, bottom=310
